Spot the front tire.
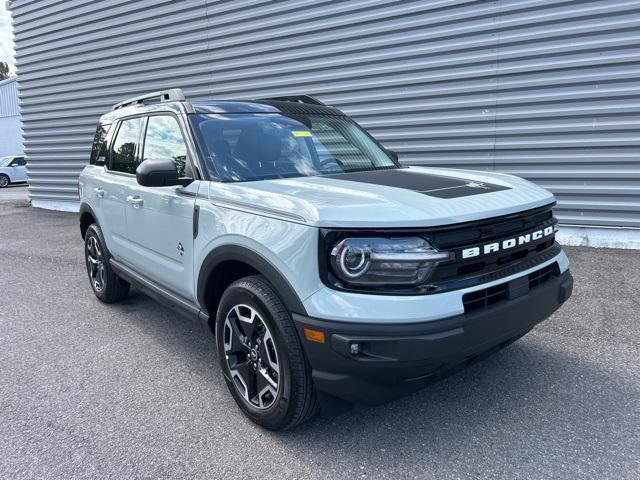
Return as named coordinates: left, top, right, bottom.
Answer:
left=0, top=174, right=9, bottom=188
left=215, top=275, right=318, bottom=430
left=84, top=223, right=130, bottom=303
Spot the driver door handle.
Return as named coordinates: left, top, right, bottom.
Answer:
left=126, top=195, right=144, bottom=208
left=94, top=187, right=104, bottom=198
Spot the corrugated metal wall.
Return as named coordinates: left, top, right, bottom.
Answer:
left=0, top=77, right=20, bottom=117
left=0, top=77, right=24, bottom=156
left=9, top=0, right=640, bottom=227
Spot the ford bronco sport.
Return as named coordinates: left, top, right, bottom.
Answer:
left=79, top=89, right=573, bottom=430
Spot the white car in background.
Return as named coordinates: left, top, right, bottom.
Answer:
left=0, top=156, right=27, bottom=188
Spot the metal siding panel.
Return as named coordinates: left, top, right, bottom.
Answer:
left=0, top=78, right=23, bottom=156
left=8, top=0, right=640, bottom=227
left=0, top=78, right=21, bottom=117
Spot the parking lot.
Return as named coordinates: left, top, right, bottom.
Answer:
left=0, top=188, right=638, bottom=479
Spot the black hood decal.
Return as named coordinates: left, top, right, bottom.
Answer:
left=324, top=168, right=511, bottom=199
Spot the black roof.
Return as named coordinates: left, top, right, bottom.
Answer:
left=191, top=99, right=344, bottom=116
left=100, top=90, right=344, bottom=124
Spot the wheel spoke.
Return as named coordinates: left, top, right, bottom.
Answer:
left=256, top=370, right=277, bottom=408
left=234, top=305, right=258, bottom=340
left=223, top=317, right=249, bottom=354
left=88, top=237, right=97, bottom=258
left=232, top=361, right=258, bottom=402
left=97, top=265, right=104, bottom=287
left=259, top=330, right=279, bottom=373
left=257, top=365, right=277, bottom=390
left=87, top=256, right=98, bottom=277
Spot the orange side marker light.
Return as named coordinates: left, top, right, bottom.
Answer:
left=303, top=328, right=325, bottom=344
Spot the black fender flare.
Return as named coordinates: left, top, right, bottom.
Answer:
left=197, top=244, right=308, bottom=316
left=79, top=202, right=99, bottom=238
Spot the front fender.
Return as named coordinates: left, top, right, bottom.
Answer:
left=0, top=167, right=14, bottom=182
left=196, top=243, right=308, bottom=315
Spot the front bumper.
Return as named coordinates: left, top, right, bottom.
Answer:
left=294, top=269, right=573, bottom=405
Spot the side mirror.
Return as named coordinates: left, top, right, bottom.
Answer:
left=136, top=158, right=191, bottom=187
left=386, top=149, right=399, bottom=162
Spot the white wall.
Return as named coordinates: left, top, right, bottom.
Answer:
left=0, top=115, right=23, bottom=156
left=0, top=77, right=23, bottom=156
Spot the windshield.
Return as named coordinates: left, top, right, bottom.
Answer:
left=190, top=113, right=398, bottom=182
left=0, top=157, right=13, bottom=167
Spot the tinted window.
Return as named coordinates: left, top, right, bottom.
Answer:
left=142, top=116, right=188, bottom=177
left=90, top=124, right=111, bottom=165
left=110, top=118, right=142, bottom=174
left=11, top=157, right=26, bottom=166
left=190, top=114, right=397, bottom=182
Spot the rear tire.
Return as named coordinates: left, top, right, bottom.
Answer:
left=0, top=174, right=9, bottom=188
left=84, top=223, right=130, bottom=303
left=215, top=275, right=318, bottom=430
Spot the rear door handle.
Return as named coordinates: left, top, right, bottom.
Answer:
left=94, top=187, right=104, bottom=198
left=126, top=195, right=144, bottom=208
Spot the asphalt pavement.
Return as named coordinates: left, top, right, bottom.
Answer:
left=0, top=191, right=638, bottom=479
left=0, top=184, right=28, bottom=202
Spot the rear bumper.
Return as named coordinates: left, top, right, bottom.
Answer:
left=293, top=269, right=573, bottom=405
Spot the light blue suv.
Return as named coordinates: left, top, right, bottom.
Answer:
left=79, top=89, right=573, bottom=429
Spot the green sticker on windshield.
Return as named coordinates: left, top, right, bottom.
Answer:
left=292, top=131, right=312, bottom=137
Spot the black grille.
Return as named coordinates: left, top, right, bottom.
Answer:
left=528, top=264, right=555, bottom=289
left=462, top=263, right=559, bottom=312
left=462, top=283, right=509, bottom=312
left=427, top=204, right=558, bottom=289
left=427, top=204, right=555, bottom=250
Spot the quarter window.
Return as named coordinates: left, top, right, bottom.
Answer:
left=90, top=124, right=111, bottom=165
left=110, top=117, right=142, bottom=174
left=143, top=116, right=189, bottom=177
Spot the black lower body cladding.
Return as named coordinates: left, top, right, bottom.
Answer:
left=293, top=270, right=573, bottom=405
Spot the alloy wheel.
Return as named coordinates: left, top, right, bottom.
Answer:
left=223, top=304, right=280, bottom=409
left=0, top=176, right=8, bottom=188
left=86, top=235, right=105, bottom=292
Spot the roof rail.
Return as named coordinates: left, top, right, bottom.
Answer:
left=112, top=88, right=186, bottom=110
left=256, top=95, right=326, bottom=106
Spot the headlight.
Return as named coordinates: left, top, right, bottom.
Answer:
left=329, top=237, right=450, bottom=288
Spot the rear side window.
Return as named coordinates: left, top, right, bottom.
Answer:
left=89, top=124, right=111, bottom=165
left=110, top=118, right=142, bottom=174
left=142, top=115, right=189, bottom=177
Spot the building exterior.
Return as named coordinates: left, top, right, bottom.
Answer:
left=0, top=76, right=23, bottom=157
left=7, top=0, right=640, bottom=239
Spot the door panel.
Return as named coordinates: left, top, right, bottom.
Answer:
left=101, top=172, right=136, bottom=260
left=125, top=182, right=198, bottom=299
left=123, top=114, right=198, bottom=300
left=9, top=158, right=27, bottom=182
left=16, top=166, right=27, bottom=182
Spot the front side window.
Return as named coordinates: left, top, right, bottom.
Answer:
left=110, top=117, right=142, bottom=174
left=142, top=115, right=189, bottom=177
left=1, top=157, right=22, bottom=167
left=190, top=113, right=397, bottom=182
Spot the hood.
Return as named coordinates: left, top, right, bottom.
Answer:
left=207, top=166, right=555, bottom=228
